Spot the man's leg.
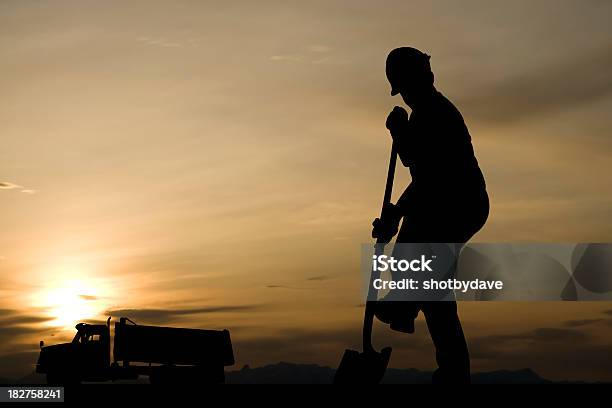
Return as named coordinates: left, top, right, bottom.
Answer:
left=421, top=301, right=471, bottom=384
left=395, top=213, right=473, bottom=383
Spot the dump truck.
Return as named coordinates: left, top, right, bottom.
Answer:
left=36, top=317, right=234, bottom=385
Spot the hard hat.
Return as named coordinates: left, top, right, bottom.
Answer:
left=386, top=47, right=432, bottom=96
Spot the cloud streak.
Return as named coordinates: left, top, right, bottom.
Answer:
left=0, top=182, right=36, bottom=194
left=265, top=285, right=310, bottom=290
left=136, top=36, right=184, bottom=48
left=0, top=182, right=21, bottom=190
left=460, top=45, right=612, bottom=124
left=106, top=305, right=259, bottom=324
left=270, top=44, right=335, bottom=65
left=0, top=310, right=54, bottom=327
left=305, top=275, right=330, bottom=282
left=0, top=310, right=56, bottom=373
left=79, top=294, right=98, bottom=301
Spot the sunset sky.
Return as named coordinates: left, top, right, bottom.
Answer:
left=2, top=0, right=612, bottom=381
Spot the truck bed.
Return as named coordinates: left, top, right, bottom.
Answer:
left=113, top=319, right=234, bottom=366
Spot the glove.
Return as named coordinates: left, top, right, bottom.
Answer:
left=372, top=203, right=402, bottom=244
left=385, top=106, right=409, bottom=140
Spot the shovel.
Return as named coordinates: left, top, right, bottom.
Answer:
left=334, top=143, right=397, bottom=384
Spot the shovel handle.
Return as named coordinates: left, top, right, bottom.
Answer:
left=382, top=144, right=398, bottom=210
left=363, top=143, right=397, bottom=352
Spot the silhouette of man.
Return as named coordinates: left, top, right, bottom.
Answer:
left=371, top=47, right=489, bottom=384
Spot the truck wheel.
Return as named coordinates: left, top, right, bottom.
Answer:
left=46, top=373, right=60, bottom=386
left=195, top=365, right=225, bottom=384
left=149, top=366, right=171, bottom=384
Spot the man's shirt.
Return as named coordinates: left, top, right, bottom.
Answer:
left=396, top=90, right=487, bottom=214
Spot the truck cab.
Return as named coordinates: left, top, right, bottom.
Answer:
left=37, top=318, right=111, bottom=384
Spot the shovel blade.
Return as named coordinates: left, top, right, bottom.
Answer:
left=333, top=347, right=392, bottom=384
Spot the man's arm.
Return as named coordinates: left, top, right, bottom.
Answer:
left=394, top=132, right=413, bottom=168
left=371, top=106, right=414, bottom=243
left=395, top=182, right=418, bottom=215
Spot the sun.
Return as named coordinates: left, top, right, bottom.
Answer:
left=42, top=280, right=104, bottom=329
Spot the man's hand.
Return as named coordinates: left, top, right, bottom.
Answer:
left=372, top=203, right=402, bottom=244
left=385, top=106, right=409, bottom=139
